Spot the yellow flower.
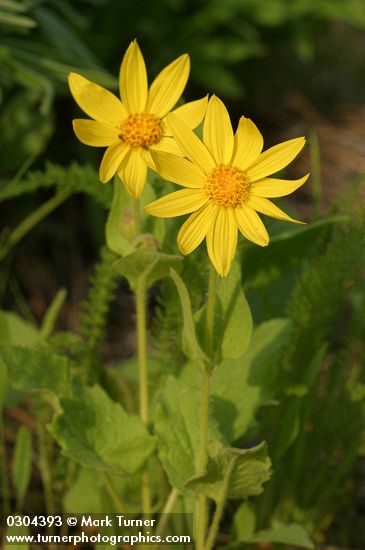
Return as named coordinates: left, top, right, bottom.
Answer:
left=68, top=40, right=207, bottom=198
left=145, top=95, right=308, bottom=277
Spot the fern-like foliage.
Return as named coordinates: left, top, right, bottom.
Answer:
left=0, top=162, right=112, bottom=208
left=256, top=207, right=365, bottom=533
left=78, top=246, right=119, bottom=383
left=282, top=209, right=365, bottom=379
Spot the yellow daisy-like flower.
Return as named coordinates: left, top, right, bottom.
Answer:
left=68, top=40, right=207, bottom=198
left=145, top=95, right=308, bottom=277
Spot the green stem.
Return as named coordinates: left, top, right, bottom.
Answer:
left=153, top=488, right=179, bottom=549
left=101, top=471, right=125, bottom=513
left=36, top=417, right=55, bottom=530
left=196, top=369, right=211, bottom=550
left=136, top=282, right=149, bottom=426
left=196, top=265, right=217, bottom=549
left=60, top=460, right=76, bottom=537
left=0, top=190, right=72, bottom=261
left=205, top=458, right=236, bottom=550
left=204, top=265, right=217, bottom=359
left=0, top=411, right=11, bottom=514
left=136, top=280, right=151, bottom=520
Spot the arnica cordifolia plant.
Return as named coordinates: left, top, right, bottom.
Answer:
left=63, top=40, right=310, bottom=550
left=0, top=38, right=317, bottom=550
left=146, top=95, right=308, bottom=277
left=68, top=39, right=207, bottom=198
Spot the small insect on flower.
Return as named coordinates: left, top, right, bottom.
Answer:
left=145, top=95, right=309, bottom=277
left=68, top=40, right=207, bottom=198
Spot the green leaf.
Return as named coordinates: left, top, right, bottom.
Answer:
left=12, top=426, right=32, bottom=510
left=273, top=345, right=327, bottom=460
left=63, top=466, right=104, bottom=514
left=271, top=398, right=301, bottom=460
left=170, top=269, right=208, bottom=366
left=0, top=11, right=36, bottom=29
left=215, top=262, right=252, bottom=359
left=213, top=318, right=291, bottom=442
left=0, top=310, right=40, bottom=346
left=40, top=288, right=67, bottom=339
left=226, top=522, right=314, bottom=549
left=34, top=6, right=100, bottom=68
left=49, top=385, right=155, bottom=475
left=105, top=181, right=134, bottom=257
left=231, top=502, right=256, bottom=541
left=154, top=376, right=220, bottom=493
left=0, top=346, right=68, bottom=397
left=114, top=249, right=181, bottom=292
left=243, top=216, right=348, bottom=290
left=187, top=441, right=271, bottom=502
left=243, top=216, right=348, bottom=319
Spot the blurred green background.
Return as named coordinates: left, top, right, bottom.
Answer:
left=2, top=0, right=365, bottom=171
left=2, top=0, right=365, bottom=302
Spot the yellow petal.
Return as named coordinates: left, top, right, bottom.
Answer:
left=140, top=148, right=155, bottom=170
left=247, top=137, right=306, bottom=181
left=146, top=54, right=190, bottom=118
left=234, top=204, right=269, bottom=246
left=151, top=151, right=205, bottom=188
left=247, top=196, right=305, bottom=224
left=144, top=138, right=182, bottom=170
left=151, top=137, right=182, bottom=156
left=72, top=119, right=119, bottom=147
left=145, top=188, right=208, bottom=218
left=203, top=95, right=234, bottom=164
left=99, top=141, right=129, bottom=183
left=169, top=96, right=208, bottom=130
left=69, top=73, right=126, bottom=125
left=206, top=208, right=238, bottom=277
left=119, top=40, right=148, bottom=113
left=178, top=202, right=218, bottom=255
left=177, top=203, right=216, bottom=255
left=251, top=173, right=309, bottom=198
left=118, top=149, right=148, bottom=198
left=232, top=116, right=263, bottom=171
left=167, top=113, right=215, bottom=174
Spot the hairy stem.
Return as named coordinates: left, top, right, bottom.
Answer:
left=195, top=369, right=211, bottom=550
left=135, top=220, right=152, bottom=521
left=152, top=489, right=179, bottom=549
left=196, top=265, right=217, bottom=550
left=205, top=458, right=236, bottom=550
left=204, top=266, right=217, bottom=358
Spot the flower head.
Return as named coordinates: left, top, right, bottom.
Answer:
left=145, top=95, right=308, bottom=277
left=69, top=40, right=207, bottom=198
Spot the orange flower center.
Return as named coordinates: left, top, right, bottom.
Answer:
left=120, top=113, right=162, bottom=149
left=204, top=164, right=250, bottom=208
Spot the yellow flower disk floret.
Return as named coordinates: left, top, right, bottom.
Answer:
left=204, top=164, right=250, bottom=208
left=120, top=113, right=162, bottom=149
